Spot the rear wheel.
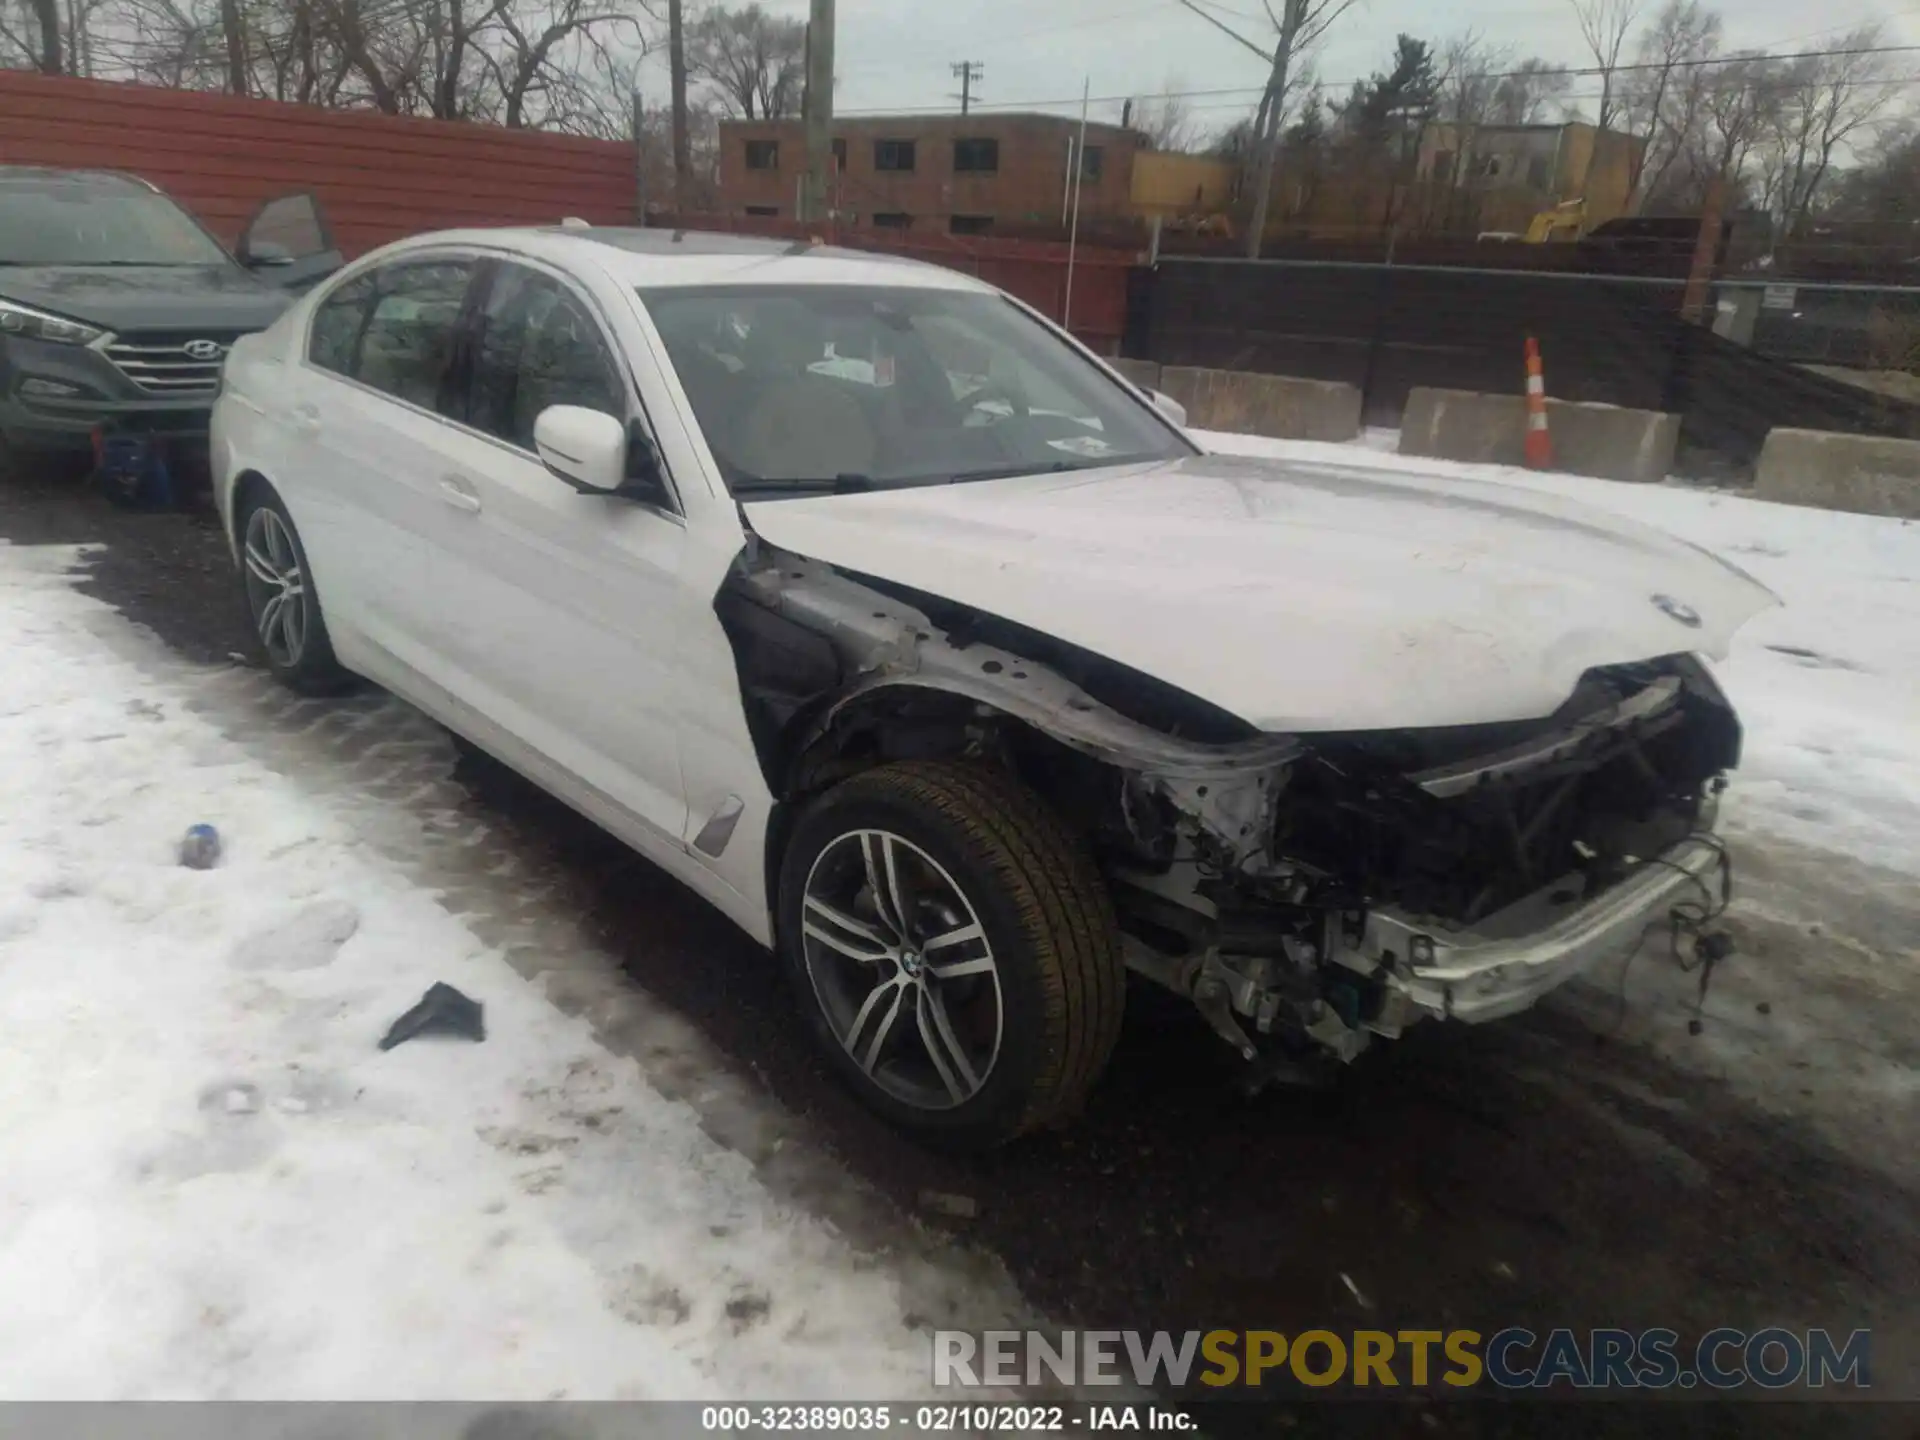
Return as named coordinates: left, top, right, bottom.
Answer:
left=238, top=486, right=355, bottom=694
left=778, top=760, right=1125, bottom=1148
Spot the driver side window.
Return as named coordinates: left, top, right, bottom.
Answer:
left=465, top=263, right=625, bottom=451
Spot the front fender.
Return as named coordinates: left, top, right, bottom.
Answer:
left=737, top=552, right=1299, bottom=782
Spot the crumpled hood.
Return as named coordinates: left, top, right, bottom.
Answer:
left=741, top=451, right=1779, bottom=733
left=0, top=264, right=291, bottom=334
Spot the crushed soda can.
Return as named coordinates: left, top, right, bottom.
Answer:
left=179, top=824, right=222, bottom=870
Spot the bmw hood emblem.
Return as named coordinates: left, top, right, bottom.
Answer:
left=1652, top=594, right=1702, bottom=628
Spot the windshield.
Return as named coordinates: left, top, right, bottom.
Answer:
left=0, top=180, right=233, bottom=267
left=638, top=284, right=1192, bottom=494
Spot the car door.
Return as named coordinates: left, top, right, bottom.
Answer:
left=291, top=254, right=482, bottom=676
left=412, top=257, right=690, bottom=851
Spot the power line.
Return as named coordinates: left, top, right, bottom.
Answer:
left=971, top=0, right=1180, bottom=50
left=1174, top=0, right=1270, bottom=64
left=834, top=41, right=1920, bottom=118
left=1163, top=73, right=1920, bottom=117
left=1760, top=6, right=1920, bottom=50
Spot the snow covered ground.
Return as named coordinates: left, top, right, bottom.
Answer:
left=0, top=543, right=1013, bottom=1402
left=1193, top=431, right=1920, bottom=1181
left=3, top=436, right=1916, bottom=1399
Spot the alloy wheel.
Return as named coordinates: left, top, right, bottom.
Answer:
left=242, top=506, right=308, bottom=668
left=799, top=828, right=1004, bottom=1110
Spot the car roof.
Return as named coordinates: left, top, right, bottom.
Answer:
left=0, top=166, right=159, bottom=195
left=376, top=225, right=995, bottom=294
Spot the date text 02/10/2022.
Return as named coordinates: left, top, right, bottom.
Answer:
left=698, top=1405, right=1196, bottom=1432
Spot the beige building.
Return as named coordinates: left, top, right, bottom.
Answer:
left=1415, top=121, right=1647, bottom=235
left=716, top=113, right=1144, bottom=233
left=1129, top=151, right=1238, bottom=219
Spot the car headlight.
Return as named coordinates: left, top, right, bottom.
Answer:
left=0, top=298, right=106, bottom=346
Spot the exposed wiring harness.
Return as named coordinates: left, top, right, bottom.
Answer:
left=1611, top=832, right=1736, bottom=1037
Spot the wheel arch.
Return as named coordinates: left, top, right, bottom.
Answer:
left=226, top=468, right=276, bottom=556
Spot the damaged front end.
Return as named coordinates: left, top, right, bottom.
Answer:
left=1108, top=656, right=1739, bottom=1073
left=719, top=542, right=1741, bottom=1077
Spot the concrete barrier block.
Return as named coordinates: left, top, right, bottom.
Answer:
left=1755, top=428, right=1920, bottom=519
left=1108, top=358, right=1163, bottom=392
left=1156, top=366, right=1362, bottom=443
left=1400, top=387, right=1680, bottom=485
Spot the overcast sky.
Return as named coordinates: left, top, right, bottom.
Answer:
left=638, top=0, right=1920, bottom=134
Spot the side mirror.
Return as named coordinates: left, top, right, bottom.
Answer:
left=242, top=240, right=295, bottom=268
left=236, top=193, right=343, bottom=290
left=1150, top=389, right=1188, bottom=427
left=534, top=405, right=627, bottom=492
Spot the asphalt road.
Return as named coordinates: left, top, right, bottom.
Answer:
left=4, top=469, right=1915, bottom=1439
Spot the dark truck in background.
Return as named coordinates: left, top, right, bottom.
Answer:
left=0, top=167, right=339, bottom=486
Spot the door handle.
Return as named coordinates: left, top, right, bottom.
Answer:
left=438, top=475, right=482, bottom=514
left=290, top=403, right=323, bottom=440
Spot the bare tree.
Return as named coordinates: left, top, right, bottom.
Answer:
left=668, top=0, right=689, bottom=202
left=1134, top=79, right=1199, bottom=152
left=1689, top=52, right=1778, bottom=199
left=488, top=0, right=648, bottom=127
left=215, top=0, right=244, bottom=89
left=0, top=3, right=35, bottom=66
left=1760, top=26, right=1900, bottom=240
left=1824, top=121, right=1920, bottom=224
left=87, top=0, right=227, bottom=87
left=1491, top=58, right=1571, bottom=125
left=634, top=86, right=718, bottom=205
left=1569, top=0, right=1639, bottom=132
left=17, top=0, right=63, bottom=70
left=685, top=2, right=801, bottom=120
left=1429, top=30, right=1514, bottom=230
left=1620, top=0, right=1722, bottom=208
left=1240, top=0, right=1362, bottom=257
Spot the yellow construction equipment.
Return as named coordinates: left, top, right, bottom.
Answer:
left=1524, top=198, right=1588, bottom=243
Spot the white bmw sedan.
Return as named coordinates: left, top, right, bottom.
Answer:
left=213, top=226, right=1772, bottom=1147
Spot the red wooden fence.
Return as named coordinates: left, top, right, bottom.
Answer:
left=0, top=71, right=1134, bottom=349
left=0, top=70, right=637, bottom=256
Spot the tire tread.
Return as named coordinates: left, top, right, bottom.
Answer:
left=821, top=759, right=1125, bottom=1139
left=238, top=488, right=356, bottom=696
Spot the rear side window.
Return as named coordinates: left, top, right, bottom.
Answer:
left=308, top=274, right=376, bottom=375
left=307, top=260, right=474, bottom=413
left=465, top=263, right=625, bottom=451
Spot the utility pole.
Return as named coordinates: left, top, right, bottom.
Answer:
left=631, top=86, right=648, bottom=224
left=801, top=0, right=836, bottom=224
left=1064, top=76, right=1090, bottom=331
left=1682, top=175, right=1728, bottom=326
left=1245, top=0, right=1304, bottom=260
left=668, top=0, right=690, bottom=210
left=950, top=60, right=982, bottom=116
left=219, top=0, right=247, bottom=94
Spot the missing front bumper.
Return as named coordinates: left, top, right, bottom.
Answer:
left=1353, top=837, right=1730, bottom=1027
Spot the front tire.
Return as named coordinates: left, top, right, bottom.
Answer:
left=238, top=485, right=354, bottom=695
left=778, top=760, right=1126, bottom=1148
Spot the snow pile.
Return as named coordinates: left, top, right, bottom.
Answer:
left=1195, top=431, right=1920, bottom=878
left=0, top=543, right=950, bottom=1401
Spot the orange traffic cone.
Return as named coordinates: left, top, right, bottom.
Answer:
left=1524, top=337, right=1554, bottom=470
